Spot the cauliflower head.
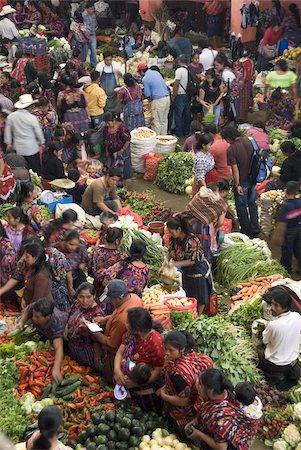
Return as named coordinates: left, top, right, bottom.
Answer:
left=294, top=403, right=301, bottom=421
left=296, top=443, right=301, bottom=450
left=273, top=440, right=288, bottom=450
left=282, top=424, right=301, bottom=446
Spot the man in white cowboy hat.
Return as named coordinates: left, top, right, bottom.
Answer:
left=0, top=5, right=18, bottom=40
left=4, top=94, right=45, bottom=175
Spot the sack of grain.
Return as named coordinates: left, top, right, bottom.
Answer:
left=130, top=127, right=157, bottom=173
left=156, top=135, right=177, bottom=154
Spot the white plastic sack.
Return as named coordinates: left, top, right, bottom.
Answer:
left=130, top=127, right=157, bottom=173
left=220, top=232, right=250, bottom=249
left=260, top=196, right=273, bottom=235
left=156, top=135, right=177, bottom=154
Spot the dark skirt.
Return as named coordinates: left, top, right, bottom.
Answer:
left=52, top=279, right=71, bottom=312
left=68, top=341, right=95, bottom=368
left=73, top=270, right=87, bottom=290
left=182, top=271, right=212, bottom=305
left=63, top=108, right=90, bottom=134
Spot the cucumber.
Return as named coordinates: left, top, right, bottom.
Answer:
left=51, top=381, right=58, bottom=396
left=55, top=381, right=81, bottom=398
left=7, top=329, right=21, bottom=338
left=40, top=384, right=52, bottom=400
left=80, top=378, right=89, bottom=387
left=60, top=374, right=81, bottom=386
left=62, top=393, right=75, bottom=401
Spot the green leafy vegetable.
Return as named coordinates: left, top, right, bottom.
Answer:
left=173, top=315, right=261, bottom=385
left=156, top=152, right=194, bottom=194
left=229, top=295, right=263, bottom=333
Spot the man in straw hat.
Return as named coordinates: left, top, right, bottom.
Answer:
left=0, top=5, right=18, bottom=40
left=4, top=94, right=45, bottom=175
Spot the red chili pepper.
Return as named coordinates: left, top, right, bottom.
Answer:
left=18, top=383, right=29, bottom=389
left=29, top=364, right=36, bottom=372
left=69, top=432, right=78, bottom=441
left=19, top=367, right=29, bottom=378
left=34, top=379, right=45, bottom=388
left=16, top=361, right=30, bottom=367
left=84, top=408, right=91, bottom=421
left=31, top=386, right=42, bottom=395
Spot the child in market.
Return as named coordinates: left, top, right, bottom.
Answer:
left=273, top=181, right=301, bottom=275
left=235, top=382, right=263, bottom=420
left=65, top=168, right=87, bottom=204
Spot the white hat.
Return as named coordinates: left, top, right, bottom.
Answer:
left=14, top=94, right=38, bottom=109
left=78, top=76, right=92, bottom=87
left=0, top=5, right=16, bottom=16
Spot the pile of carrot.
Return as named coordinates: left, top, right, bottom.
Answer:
left=230, top=275, right=283, bottom=302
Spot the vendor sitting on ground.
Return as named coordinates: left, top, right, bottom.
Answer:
left=259, top=288, right=301, bottom=390
left=81, top=167, right=122, bottom=216
left=18, top=297, right=66, bottom=383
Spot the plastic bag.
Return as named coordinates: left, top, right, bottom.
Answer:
left=119, top=206, right=144, bottom=228
left=142, top=153, right=163, bottom=181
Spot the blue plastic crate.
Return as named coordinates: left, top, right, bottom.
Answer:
left=19, top=37, right=47, bottom=56
left=40, top=194, right=73, bottom=213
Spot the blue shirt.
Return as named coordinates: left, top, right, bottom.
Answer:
left=278, top=198, right=301, bottom=229
left=142, top=70, right=169, bottom=100
left=82, top=10, right=97, bottom=36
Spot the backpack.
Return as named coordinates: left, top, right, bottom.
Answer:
left=248, top=137, right=273, bottom=184
left=180, top=67, right=199, bottom=97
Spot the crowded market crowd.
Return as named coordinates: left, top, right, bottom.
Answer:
left=0, top=0, right=301, bottom=449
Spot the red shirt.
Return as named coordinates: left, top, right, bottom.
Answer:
left=205, top=1, right=224, bottom=16
left=262, top=27, right=283, bottom=46
left=122, top=330, right=165, bottom=368
left=210, top=135, right=231, bottom=180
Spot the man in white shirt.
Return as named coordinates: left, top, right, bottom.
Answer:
left=4, top=94, right=45, bottom=175
left=0, top=6, right=19, bottom=40
left=260, top=289, right=301, bottom=390
left=172, top=54, right=191, bottom=138
left=96, top=51, right=125, bottom=114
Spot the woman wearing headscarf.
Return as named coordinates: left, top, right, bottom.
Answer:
left=185, top=181, right=229, bottom=264
left=118, top=73, right=144, bottom=131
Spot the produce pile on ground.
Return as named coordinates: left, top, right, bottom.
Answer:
left=156, top=152, right=194, bottom=194
left=268, top=128, right=301, bottom=166
left=118, top=188, right=173, bottom=225
left=216, top=238, right=288, bottom=288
